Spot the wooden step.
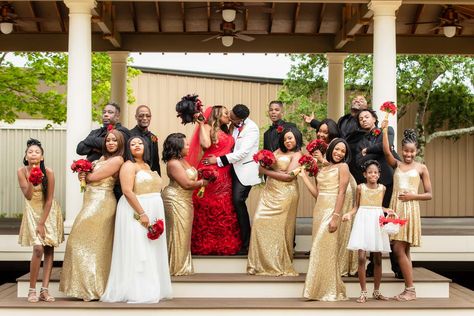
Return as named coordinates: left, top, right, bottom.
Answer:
left=16, top=267, right=450, bottom=299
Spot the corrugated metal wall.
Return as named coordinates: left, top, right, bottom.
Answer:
left=0, top=127, right=66, bottom=217
left=1, top=70, right=472, bottom=217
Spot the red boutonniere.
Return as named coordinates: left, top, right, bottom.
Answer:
left=276, top=125, right=284, bottom=133
left=372, top=128, right=381, bottom=137
left=107, top=124, right=114, bottom=131
left=151, top=135, right=158, bottom=143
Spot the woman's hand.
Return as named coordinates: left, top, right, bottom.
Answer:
left=313, top=150, right=324, bottom=163
left=139, top=213, right=150, bottom=228
left=258, top=165, right=267, bottom=175
left=36, top=223, right=46, bottom=240
left=78, top=172, right=86, bottom=182
left=328, top=215, right=339, bottom=233
left=398, top=191, right=416, bottom=202
left=342, top=213, right=352, bottom=222
left=381, top=119, right=389, bottom=130
left=201, top=179, right=209, bottom=187
left=361, top=148, right=367, bottom=156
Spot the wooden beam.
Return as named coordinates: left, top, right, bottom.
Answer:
left=130, top=2, right=137, bottom=32
left=55, top=2, right=66, bottom=33
left=207, top=1, right=211, bottom=32
left=244, top=8, right=249, bottom=31
left=92, top=3, right=122, bottom=48
left=334, top=3, right=373, bottom=49
left=28, top=1, right=41, bottom=33
left=181, top=2, right=186, bottom=32
left=316, top=3, right=326, bottom=34
left=268, top=2, right=275, bottom=33
left=411, top=4, right=425, bottom=34
left=154, top=2, right=161, bottom=32
left=293, top=3, right=301, bottom=34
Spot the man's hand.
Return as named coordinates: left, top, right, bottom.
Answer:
left=302, top=112, right=315, bottom=124
left=203, top=155, right=217, bottom=165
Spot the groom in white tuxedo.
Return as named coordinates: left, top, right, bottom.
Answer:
left=204, top=104, right=261, bottom=255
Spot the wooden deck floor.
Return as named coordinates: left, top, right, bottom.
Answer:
left=1, top=283, right=473, bottom=310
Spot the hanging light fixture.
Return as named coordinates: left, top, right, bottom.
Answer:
left=221, top=36, right=234, bottom=47
left=0, top=3, right=15, bottom=34
left=443, top=25, right=457, bottom=38
left=222, top=8, right=236, bottom=22
left=0, top=21, right=13, bottom=34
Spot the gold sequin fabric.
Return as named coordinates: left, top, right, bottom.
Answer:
left=60, top=160, right=117, bottom=300
left=18, top=184, right=64, bottom=247
left=163, top=167, right=197, bottom=276
left=390, top=168, right=422, bottom=247
left=247, top=155, right=299, bottom=276
left=304, top=167, right=347, bottom=301
left=337, top=175, right=358, bottom=276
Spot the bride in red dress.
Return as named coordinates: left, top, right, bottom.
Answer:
left=188, top=105, right=241, bottom=255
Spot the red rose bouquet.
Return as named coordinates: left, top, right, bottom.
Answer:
left=28, top=166, right=44, bottom=186
left=253, top=149, right=276, bottom=169
left=147, top=219, right=165, bottom=240
left=196, top=166, right=218, bottom=198
left=380, top=101, right=397, bottom=120
left=71, top=159, right=94, bottom=192
left=306, top=139, right=328, bottom=155
left=290, top=154, right=319, bottom=177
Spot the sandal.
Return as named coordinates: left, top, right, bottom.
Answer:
left=27, top=288, right=39, bottom=303
left=356, top=290, right=368, bottom=303
left=39, top=287, right=55, bottom=302
left=373, top=289, right=389, bottom=301
left=394, top=287, right=416, bottom=301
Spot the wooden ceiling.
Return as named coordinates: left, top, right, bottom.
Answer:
left=1, top=1, right=474, bottom=54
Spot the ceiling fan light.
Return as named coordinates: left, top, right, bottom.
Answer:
left=0, top=22, right=13, bottom=35
left=222, top=9, right=236, bottom=22
left=221, top=35, right=234, bottom=47
left=443, top=25, right=456, bottom=38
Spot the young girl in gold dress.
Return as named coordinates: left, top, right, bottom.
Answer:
left=301, top=138, right=351, bottom=301
left=17, top=139, right=64, bottom=303
left=381, top=120, right=433, bottom=301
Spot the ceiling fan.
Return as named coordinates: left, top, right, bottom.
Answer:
left=405, top=5, right=474, bottom=38
left=188, top=2, right=272, bottom=23
left=0, top=2, right=45, bottom=34
left=202, top=21, right=262, bottom=47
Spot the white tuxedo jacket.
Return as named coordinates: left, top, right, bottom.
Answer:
left=218, top=118, right=261, bottom=186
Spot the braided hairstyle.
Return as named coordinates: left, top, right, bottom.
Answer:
left=402, top=129, right=418, bottom=147
left=23, top=138, right=48, bottom=198
left=361, top=159, right=381, bottom=173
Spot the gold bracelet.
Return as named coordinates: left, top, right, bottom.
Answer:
left=332, top=213, right=341, bottom=217
left=138, top=212, right=146, bottom=217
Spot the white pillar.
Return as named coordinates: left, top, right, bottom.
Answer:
left=109, top=51, right=129, bottom=126
left=326, top=53, right=347, bottom=121
left=369, top=0, right=401, bottom=138
left=64, top=0, right=96, bottom=231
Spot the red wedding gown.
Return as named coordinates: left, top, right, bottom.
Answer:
left=191, top=131, right=242, bottom=255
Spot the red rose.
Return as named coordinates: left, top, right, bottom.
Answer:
left=71, top=159, right=94, bottom=192
left=372, top=128, right=381, bottom=137
left=151, top=135, right=158, bottom=143
left=380, top=101, right=397, bottom=115
left=107, top=124, right=114, bottom=131
left=276, top=125, right=284, bottom=133
left=306, top=139, right=328, bottom=155
left=147, top=219, right=164, bottom=240
left=28, top=167, right=44, bottom=186
left=298, top=154, right=319, bottom=177
left=253, top=149, right=276, bottom=168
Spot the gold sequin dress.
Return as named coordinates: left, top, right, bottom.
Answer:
left=18, top=183, right=64, bottom=247
left=101, top=170, right=172, bottom=303
left=390, top=168, right=422, bottom=247
left=60, top=160, right=117, bottom=300
left=247, top=155, right=299, bottom=276
left=163, top=167, right=197, bottom=276
left=337, top=175, right=358, bottom=276
left=303, top=167, right=347, bottom=301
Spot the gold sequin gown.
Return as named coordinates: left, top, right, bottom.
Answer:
left=247, top=155, right=299, bottom=276
left=18, top=184, right=64, bottom=247
left=101, top=170, right=172, bottom=303
left=60, top=160, right=117, bottom=300
left=163, top=167, right=197, bottom=276
left=337, top=175, right=358, bottom=276
left=304, top=167, right=347, bottom=301
left=390, top=168, right=422, bottom=247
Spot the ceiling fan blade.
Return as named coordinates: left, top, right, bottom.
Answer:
left=240, top=30, right=268, bottom=35
left=235, top=33, right=255, bottom=42
left=404, top=21, right=438, bottom=25
left=428, top=26, right=441, bottom=32
left=17, top=17, right=46, bottom=22
left=202, top=34, right=221, bottom=42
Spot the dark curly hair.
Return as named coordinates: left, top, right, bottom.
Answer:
left=232, top=104, right=250, bottom=120
left=402, top=129, right=418, bottom=146
left=278, top=126, right=303, bottom=153
left=176, top=94, right=202, bottom=125
left=361, top=159, right=381, bottom=173
left=23, top=138, right=48, bottom=198
left=357, top=109, right=379, bottom=129
left=162, top=133, right=186, bottom=162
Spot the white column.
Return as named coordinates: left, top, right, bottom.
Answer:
left=64, top=0, right=96, bottom=231
left=369, top=0, right=401, bottom=138
left=326, top=53, right=347, bottom=121
left=109, top=51, right=129, bottom=126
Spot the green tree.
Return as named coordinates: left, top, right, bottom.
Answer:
left=280, top=54, right=474, bottom=161
left=0, top=52, right=140, bottom=124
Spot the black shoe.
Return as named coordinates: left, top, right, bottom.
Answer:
left=394, top=272, right=404, bottom=279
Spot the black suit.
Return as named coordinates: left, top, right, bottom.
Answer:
left=76, top=123, right=131, bottom=200
left=263, top=120, right=297, bottom=152
left=130, top=126, right=161, bottom=176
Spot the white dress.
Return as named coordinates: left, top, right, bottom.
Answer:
left=347, top=184, right=391, bottom=253
left=101, top=170, right=172, bottom=303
